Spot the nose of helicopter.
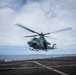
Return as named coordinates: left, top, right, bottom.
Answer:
left=27, top=41, right=32, bottom=44
left=27, top=41, right=34, bottom=46
left=27, top=41, right=32, bottom=47
left=27, top=41, right=37, bottom=47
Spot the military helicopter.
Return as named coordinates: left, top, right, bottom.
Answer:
left=17, top=24, right=72, bottom=51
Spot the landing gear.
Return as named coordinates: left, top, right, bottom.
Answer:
left=29, top=48, right=39, bottom=51
left=29, top=48, right=33, bottom=50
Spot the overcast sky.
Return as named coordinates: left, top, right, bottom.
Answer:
left=0, top=0, right=76, bottom=55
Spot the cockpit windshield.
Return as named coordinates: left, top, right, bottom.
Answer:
left=31, top=38, right=39, bottom=42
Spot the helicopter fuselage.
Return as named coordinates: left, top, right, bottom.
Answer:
left=27, top=36, right=56, bottom=51
left=16, top=24, right=71, bottom=51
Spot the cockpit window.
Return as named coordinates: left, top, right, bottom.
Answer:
left=33, top=38, right=37, bottom=41
left=31, top=38, right=39, bottom=42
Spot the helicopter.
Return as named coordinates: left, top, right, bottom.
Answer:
left=16, top=24, right=72, bottom=51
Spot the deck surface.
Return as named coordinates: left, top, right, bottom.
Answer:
left=0, top=56, right=76, bottom=75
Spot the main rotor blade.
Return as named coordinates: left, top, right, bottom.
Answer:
left=49, top=27, right=72, bottom=34
left=16, top=24, right=40, bottom=34
left=43, top=33, right=50, bottom=35
left=45, top=36, right=56, bottom=39
left=24, top=35, right=39, bottom=37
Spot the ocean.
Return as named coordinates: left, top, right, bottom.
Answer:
left=0, top=54, right=76, bottom=61
left=0, top=55, right=54, bottom=61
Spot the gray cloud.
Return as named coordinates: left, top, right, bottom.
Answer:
left=0, top=0, right=76, bottom=49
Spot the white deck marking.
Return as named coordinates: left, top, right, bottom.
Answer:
left=33, top=61, right=69, bottom=75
